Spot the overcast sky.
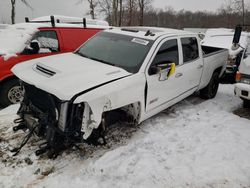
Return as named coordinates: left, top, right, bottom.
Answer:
left=0, top=0, right=235, bottom=23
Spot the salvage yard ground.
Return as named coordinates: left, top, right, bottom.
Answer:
left=0, top=84, right=250, bottom=188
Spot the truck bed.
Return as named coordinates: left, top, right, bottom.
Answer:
left=199, top=45, right=228, bottom=89
left=202, top=45, right=226, bottom=57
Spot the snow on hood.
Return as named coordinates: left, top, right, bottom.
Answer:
left=12, top=53, right=132, bottom=100
left=0, top=23, right=38, bottom=56
left=202, top=28, right=250, bottom=57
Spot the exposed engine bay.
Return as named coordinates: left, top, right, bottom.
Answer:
left=12, top=82, right=136, bottom=158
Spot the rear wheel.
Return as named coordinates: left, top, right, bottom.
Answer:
left=0, top=79, right=24, bottom=108
left=243, top=99, right=250, bottom=108
left=200, top=72, right=220, bottom=99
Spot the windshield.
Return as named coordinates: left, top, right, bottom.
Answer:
left=76, top=32, right=153, bottom=73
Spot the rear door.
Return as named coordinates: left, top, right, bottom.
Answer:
left=179, top=37, right=203, bottom=92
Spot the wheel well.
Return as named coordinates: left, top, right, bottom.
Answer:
left=119, top=102, right=141, bottom=124
left=0, top=76, right=18, bottom=88
left=103, top=102, right=141, bottom=126
left=214, top=66, right=223, bottom=75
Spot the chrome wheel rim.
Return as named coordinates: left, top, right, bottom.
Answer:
left=7, top=86, right=24, bottom=104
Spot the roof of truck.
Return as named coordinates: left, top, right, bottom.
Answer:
left=106, top=27, right=196, bottom=40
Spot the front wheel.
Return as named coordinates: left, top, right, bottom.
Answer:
left=0, top=79, right=24, bottom=108
left=200, top=72, right=220, bottom=99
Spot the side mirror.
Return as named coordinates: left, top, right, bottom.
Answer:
left=232, top=25, right=242, bottom=48
left=29, top=40, right=40, bottom=53
left=149, top=62, right=176, bottom=81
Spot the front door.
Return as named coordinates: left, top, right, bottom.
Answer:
left=146, top=38, right=184, bottom=112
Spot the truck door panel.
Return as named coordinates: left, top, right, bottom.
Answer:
left=179, top=37, right=203, bottom=92
left=146, top=38, right=184, bottom=112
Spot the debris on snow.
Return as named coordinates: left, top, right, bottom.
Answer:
left=0, top=84, right=250, bottom=188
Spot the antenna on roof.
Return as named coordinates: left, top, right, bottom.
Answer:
left=145, top=30, right=155, bottom=36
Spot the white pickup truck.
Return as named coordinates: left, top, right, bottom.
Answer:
left=12, top=27, right=228, bottom=157
left=235, top=46, right=250, bottom=108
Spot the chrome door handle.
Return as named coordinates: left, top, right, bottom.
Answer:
left=197, top=65, right=203, bottom=69
left=175, top=73, right=183, bottom=78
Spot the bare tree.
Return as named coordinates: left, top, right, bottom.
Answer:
left=77, top=0, right=98, bottom=19
left=10, top=0, right=32, bottom=24
left=112, top=0, right=119, bottom=25
left=138, top=0, right=152, bottom=26
left=218, top=1, right=234, bottom=27
left=98, top=0, right=122, bottom=25
left=98, top=0, right=112, bottom=23
left=233, top=0, right=245, bottom=25
left=118, top=0, right=123, bottom=26
left=126, top=0, right=137, bottom=25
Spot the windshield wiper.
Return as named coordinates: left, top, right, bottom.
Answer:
left=76, top=52, right=113, bottom=65
left=76, top=52, right=91, bottom=59
left=89, top=57, right=116, bottom=67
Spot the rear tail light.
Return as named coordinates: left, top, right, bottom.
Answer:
left=236, top=71, right=241, bottom=82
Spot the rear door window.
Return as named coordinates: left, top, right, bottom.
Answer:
left=181, top=37, right=199, bottom=63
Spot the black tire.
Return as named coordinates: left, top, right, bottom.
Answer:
left=200, top=72, right=220, bottom=99
left=243, top=99, right=250, bottom=108
left=0, top=79, right=23, bottom=108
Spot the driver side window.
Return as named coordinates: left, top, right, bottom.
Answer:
left=151, top=39, right=179, bottom=68
left=33, top=30, right=59, bottom=53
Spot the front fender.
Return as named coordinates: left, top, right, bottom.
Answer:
left=73, top=73, right=146, bottom=139
left=81, top=98, right=111, bottom=139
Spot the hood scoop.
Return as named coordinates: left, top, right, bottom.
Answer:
left=34, top=63, right=57, bottom=77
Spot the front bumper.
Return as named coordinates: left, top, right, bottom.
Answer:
left=235, top=83, right=250, bottom=100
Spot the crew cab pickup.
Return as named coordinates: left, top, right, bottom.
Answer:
left=12, top=27, right=228, bottom=157
left=0, top=16, right=108, bottom=107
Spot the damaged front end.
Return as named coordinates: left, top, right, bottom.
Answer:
left=12, top=82, right=103, bottom=158
left=12, top=81, right=139, bottom=158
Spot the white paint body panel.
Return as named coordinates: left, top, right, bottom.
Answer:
left=234, top=55, right=250, bottom=101
left=12, top=27, right=228, bottom=138
left=12, top=53, right=132, bottom=100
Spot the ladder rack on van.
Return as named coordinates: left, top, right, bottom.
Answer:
left=25, top=15, right=87, bottom=28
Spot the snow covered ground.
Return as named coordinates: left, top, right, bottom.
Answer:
left=0, top=84, right=250, bottom=188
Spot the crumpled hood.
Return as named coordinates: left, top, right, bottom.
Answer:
left=12, top=53, right=132, bottom=100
